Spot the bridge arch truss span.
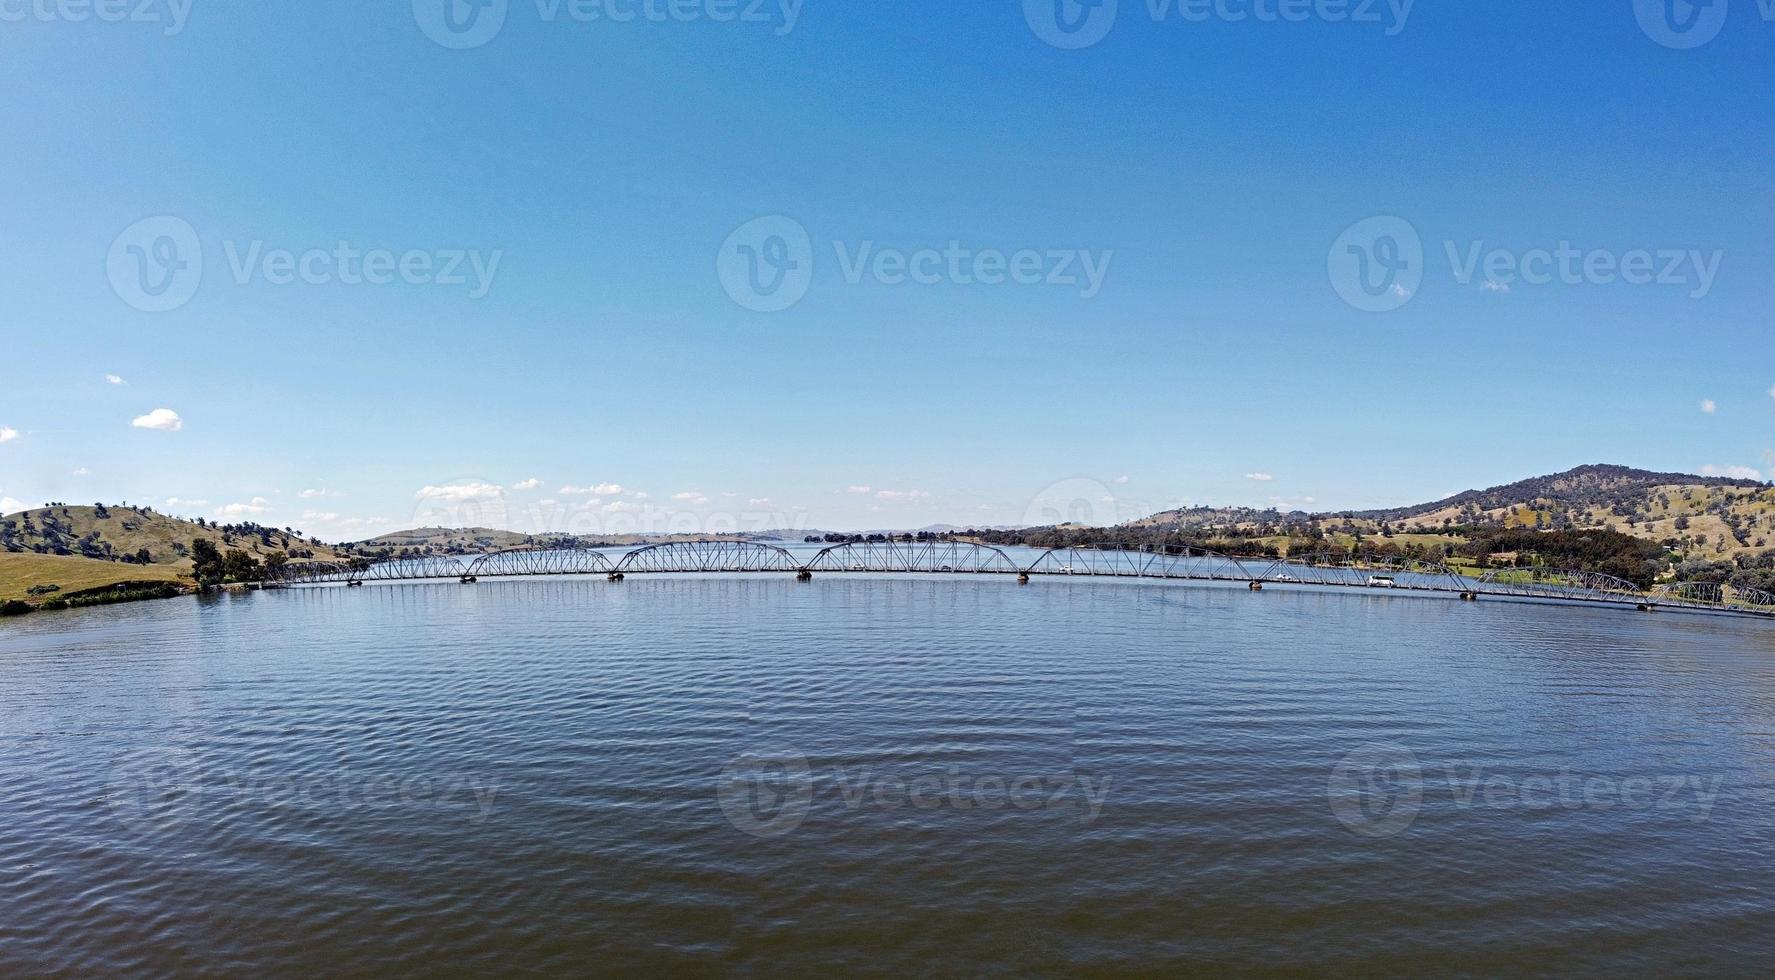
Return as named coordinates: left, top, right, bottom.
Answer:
left=1025, top=547, right=1266, bottom=581
left=614, top=540, right=802, bottom=574
left=1652, top=582, right=1775, bottom=611
left=1654, top=581, right=1726, bottom=606
left=465, top=548, right=617, bottom=578
left=808, top=540, right=1023, bottom=575
left=1734, top=587, right=1775, bottom=609
left=1477, top=567, right=1648, bottom=605
left=278, top=556, right=470, bottom=585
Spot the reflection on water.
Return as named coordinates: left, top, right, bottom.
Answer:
left=4, top=577, right=1775, bottom=974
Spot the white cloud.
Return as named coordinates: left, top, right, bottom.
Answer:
left=0, top=495, right=25, bottom=514
left=131, top=408, right=183, bottom=431
left=632, top=491, right=650, bottom=500
left=512, top=478, right=542, bottom=491
left=105, top=374, right=125, bottom=385
left=671, top=490, right=710, bottom=504
left=561, top=483, right=624, bottom=497
left=1481, top=280, right=1511, bottom=294
left=846, top=485, right=873, bottom=495
left=301, top=510, right=341, bottom=522
left=875, top=489, right=932, bottom=501
left=298, top=488, right=346, bottom=499
left=1700, top=465, right=1762, bottom=481
left=71, top=467, right=90, bottom=476
left=747, top=497, right=773, bottom=506
left=165, top=497, right=209, bottom=508
left=1245, top=472, right=1275, bottom=482
left=1114, top=475, right=1131, bottom=485
left=1700, top=400, right=1718, bottom=415
left=0, top=427, right=18, bottom=444
left=215, top=497, right=271, bottom=517
left=1391, top=284, right=1410, bottom=299
left=602, top=500, right=646, bottom=514
left=416, top=481, right=503, bottom=502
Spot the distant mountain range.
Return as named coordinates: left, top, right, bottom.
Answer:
left=1127, top=465, right=1774, bottom=559
left=1340, top=464, right=1768, bottom=522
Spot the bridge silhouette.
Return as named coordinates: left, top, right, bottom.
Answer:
left=271, top=540, right=1775, bottom=620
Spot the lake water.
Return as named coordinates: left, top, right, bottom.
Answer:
left=4, top=577, right=1775, bottom=975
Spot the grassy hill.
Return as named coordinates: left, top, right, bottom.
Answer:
left=1125, top=465, right=1774, bottom=560
left=2, top=504, right=347, bottom=568
left=355, top=526, right=546, bottom=555
left=0, top=552, right=187, bottom=604
left=966, top=465, right=1775, bottom=591
left=0, top=503, right=350, bottom=609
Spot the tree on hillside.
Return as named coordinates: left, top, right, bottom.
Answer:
left=222, top=550, right=262, bottom=583
left=191, top=538, right=225, bottom=586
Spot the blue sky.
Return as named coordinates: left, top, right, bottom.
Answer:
left=1, top=0, right=1772, bottom=537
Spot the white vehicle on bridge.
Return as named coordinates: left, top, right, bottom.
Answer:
left=1368, top=575, right=1399, bottom=589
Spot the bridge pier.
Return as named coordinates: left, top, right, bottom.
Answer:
left=796, top=570, right=813, bottom=582
left=1249, top=582, right=1264, bottom=592
left=1637, top=603, right=1654, bottom=612
left=1461, top=592, right=1477, bottom=602
left=347, top=580, right=363, bottom=588
left=608, top=572, right=626, bottom=582
left=460, top=576, right=478, bottom=584
left=1018, top=573, right=1030, bottom=585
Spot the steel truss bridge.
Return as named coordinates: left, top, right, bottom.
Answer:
left=270, top=541, right=1775, bottom=620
